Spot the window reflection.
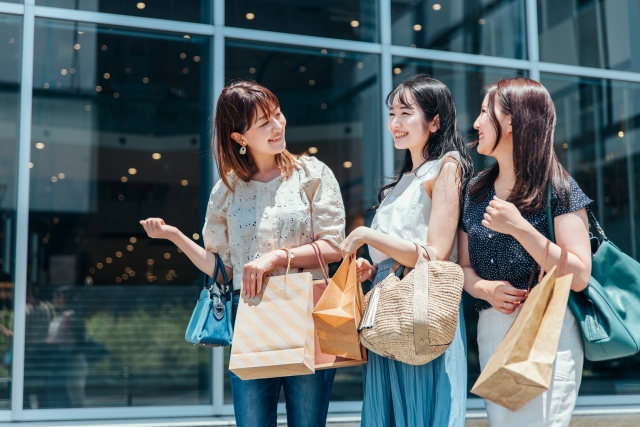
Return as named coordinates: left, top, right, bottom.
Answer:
left=226, top=0, right=379, bottom=42
left=27, top=19, right=212, bottom=409
left=0, top=13, right=22, bottom=410
left=544, top=74, right=640, bottom=395
left=224, top=40, right=382, bottom=402
left=393, top=58, right=526, bottom=393
left=391, top=0, right=526, bottom=58
left=538, top=0, right=640, bottom=72
left=35, top=0, right=211, bottom=24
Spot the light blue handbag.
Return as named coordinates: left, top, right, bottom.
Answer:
left=185, top=253, right=234, bottom=347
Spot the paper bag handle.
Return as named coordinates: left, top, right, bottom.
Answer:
left=281, top=247, right=293, bottom=275
left=310, top=242, right=330, bottom=285
left=527, top=239, right=569, bottom=293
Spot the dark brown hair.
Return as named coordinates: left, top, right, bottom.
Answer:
left=213, top=80, right=297, bottom=190
left=470, top=77, right=569, bottom=214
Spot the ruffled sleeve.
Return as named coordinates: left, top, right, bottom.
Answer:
left=202, top=178, right=233, bottom=267
left=552, top=176, right=593, bottom=217
left=414, top=151, right=462, bottom=184
left=298, top=156, right=346, bottom=248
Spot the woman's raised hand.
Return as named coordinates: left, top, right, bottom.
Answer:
left=356, top=258, right=375, bottom=283
left=482, top=196, right=527, bottom=236
left=480, top=279, right=528, bottom=315
left=140, top=218, right=178, bottom=240
left=340, top=226, right=369, bottom=258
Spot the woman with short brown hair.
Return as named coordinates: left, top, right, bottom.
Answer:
left=459, top=77, right=592, bottom=426
left=141, top=81, right=345, bottom=427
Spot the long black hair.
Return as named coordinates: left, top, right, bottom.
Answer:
left=376, top=74, right=473, bottom=206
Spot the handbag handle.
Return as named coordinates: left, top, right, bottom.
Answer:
left=205, top=253, right=232, bottom=297
left=310, top=242, right=330, bottom=285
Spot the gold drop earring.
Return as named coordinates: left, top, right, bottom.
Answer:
left=239, top=141, right=247, bottom=155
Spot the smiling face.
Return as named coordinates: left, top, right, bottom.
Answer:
left=387, top=92, right=438, bottom=152
left=232, top=105, right=287, bottom=157
left=474, top=92, right=512, bottom=156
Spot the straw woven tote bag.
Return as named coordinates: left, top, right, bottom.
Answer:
left=358, top=244, right=464, bottom=365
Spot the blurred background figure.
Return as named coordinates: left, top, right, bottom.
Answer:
left=46, top=286, right=87, bottom=408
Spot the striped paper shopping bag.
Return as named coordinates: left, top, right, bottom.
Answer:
left=229, top=271, right=315, bottom=380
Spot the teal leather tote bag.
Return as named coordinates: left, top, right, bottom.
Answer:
left=185, top=253, right=234, bottom=347
left=546, top=187, right=640, bottom=361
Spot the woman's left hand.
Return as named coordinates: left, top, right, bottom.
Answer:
left=482, top=196, right=527, bottom=236
left=242, top=250, right=283, bottom=298
left=340, top=226, right=369, bottom=258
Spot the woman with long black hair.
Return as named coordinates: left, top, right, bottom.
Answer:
left=459, top=77, right=592, bottom=426
left=340, top=74, right=473, bottom=426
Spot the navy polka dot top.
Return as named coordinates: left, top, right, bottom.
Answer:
left=460, top=174, right=593, bottom=312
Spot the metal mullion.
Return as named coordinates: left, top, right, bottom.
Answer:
left=389, top=45, right=530, bottom=71
left=223, top=27, right=382, bottom=54
left=11, top=0, right=35, bottom=420
left=211, top=0, right=225, bottom=416
left=33, top=5, right=214, bottom=35
left=525, top=0, right=540, bottom=81
left=539, top=62, right=640, bottom=84
left=623, top=90, right=637, bottom=259
left=0, top=2, right=24, bottom=15
left=380, top=0, right=393, bottom=179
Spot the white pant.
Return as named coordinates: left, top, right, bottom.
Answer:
left=477, top=306, right=583, bottom=427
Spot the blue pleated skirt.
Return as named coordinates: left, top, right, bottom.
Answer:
left=361, top=257, right=467, bottom=427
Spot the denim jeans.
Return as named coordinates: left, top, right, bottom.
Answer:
left=231, top=295, right=336, bottom=427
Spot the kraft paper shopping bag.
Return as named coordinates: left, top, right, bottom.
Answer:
left=312, top=256, right=365, bottom=360
left=471, top=265, right=573, bottom=411
left=313, top=278, right=367, bottom=369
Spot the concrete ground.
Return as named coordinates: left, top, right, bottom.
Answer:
left=466, top=414, right=640, bottom=427
left=326, top=414, right=640, bottom=427
left=0, top=412, right=637, bottom=427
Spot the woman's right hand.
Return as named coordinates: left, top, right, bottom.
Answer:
left=355, top=258, right=375, bottom=283
left=140, top=218, right=178, bottom=241
left=480, top=280, right=528, bottom=315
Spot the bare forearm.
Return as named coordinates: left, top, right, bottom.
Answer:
left=169, top=230, right=218, bottom=277
left=512, top=221, right=590, bottom=291
left=276, top=240, right=342, bottom=269
left=462, top=266, right=488, bottom=300
left=364, top=228, right=420, bottom=267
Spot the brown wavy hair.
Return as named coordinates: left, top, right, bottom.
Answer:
left=470, top=77, right=569, bottom=214
left=213, top=80, right=297, bottom=190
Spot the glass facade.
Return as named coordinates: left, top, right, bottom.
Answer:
left=35, top=1, right=211, bottom=24
left=0, top=0, right=638, bottom=421
left=538, top=0, right=640, bottom=72
left=0, top=12, right=22, bottom=411
left=543, top=73, right=640, bottom=395
left=226, top=0, right=379, bottom=42
left=26, top=19, right=212, bottom=409
left=391, top=0, right=527, bottom=58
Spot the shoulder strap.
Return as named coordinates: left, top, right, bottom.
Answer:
left=545, top=184, right=569, bottom=278
left=546, top=184, right=556, bottom=242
